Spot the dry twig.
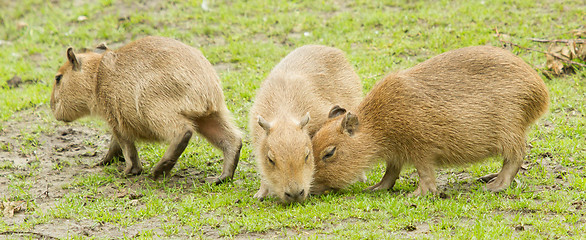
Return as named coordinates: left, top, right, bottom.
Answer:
left=495, top=27, right=586, bottom=68
left=529, top=38, right=585, bottom=44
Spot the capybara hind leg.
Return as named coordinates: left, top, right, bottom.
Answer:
left=96, top=135, right=123, bottom=166
left=195, top=112, right=242, bottom=184
left=118, top=138, right=142, bottom=175
left=254, top=182, right=270, bottom=201
left=366, top=163, right=401, bottom=191
left=408, top=163, right=437, bottom=197
left=151, top=127, right=193, bottom=180
left=485, top=154, right=523, bottom=192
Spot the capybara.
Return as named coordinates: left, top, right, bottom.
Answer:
left=51, top=36, right=242, bottom=183
left=250, top=45, right=362, bottom=203
left=310, top=46, right=549, bottom=196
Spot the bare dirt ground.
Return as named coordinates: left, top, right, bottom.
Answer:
left=0, top=106, right=304, bottom=239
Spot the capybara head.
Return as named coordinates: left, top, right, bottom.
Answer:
left=51, top=47, right=99, bottom=122
left=311, top=106, right=372, bottom=195
left=257, top=113, right=314, bottom=203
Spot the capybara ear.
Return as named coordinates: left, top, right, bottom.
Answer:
left=299, top=112, right=310, bottom=129
left=66, top=47, right=81, bottom=71
left=328, top=105, right=346, bottom=118
left=341, top=112, right=359, bottom=136
left=95, top=42, right=109, bottom=53
left=258, top=115, right=272, bottom=133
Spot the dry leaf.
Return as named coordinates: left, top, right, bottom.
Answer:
left=577, top=44, right=586, bottom=61
left=560, top=46, right=573, bottom=59
left=567, top=40, right=577, bottom=59
left=546, top=54, right=564, bottom=75
left=571, top=29, right=586, bottom=38
left=16, top=21, right=28, bottom=30
left=1, top=201, right=26, bottom=217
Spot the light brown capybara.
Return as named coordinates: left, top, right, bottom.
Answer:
left=51, top=36, right=242, bottom=183
left=310, top=46, right=549, bottom=196
left=250, top=45, right=362, bottom=203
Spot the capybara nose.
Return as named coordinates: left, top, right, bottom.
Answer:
left=284, top=189, right=306, bottom=202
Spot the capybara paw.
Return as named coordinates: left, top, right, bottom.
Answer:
left=151, top=166, right=172, bottom=180
left=484, top=177, right=510, bottom=192
left=408, top=185, right=437, bottom=197
left=150, top=170, right=168, bottom=180
left=358, top=172, right=368, bottom=183
left=96, top=157, right=113, bottom=166
left=205, top=174, right=230, bottom=185
left=478, top=173, right=499, bottom=183
left=96, top=156, right=125, bottom=167
left=365, top=184, right=386, bottom=192
left=253, top=190, right=268, bottom=201
left=124, top=165, right=142, bottom=176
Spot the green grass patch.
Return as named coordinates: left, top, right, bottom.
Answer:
left=1, top=0, right=585, bottom=238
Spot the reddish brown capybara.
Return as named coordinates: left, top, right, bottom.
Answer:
left=311, top=46, right=549, bottom=196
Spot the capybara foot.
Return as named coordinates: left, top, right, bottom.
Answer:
left=151, top=161, right=175, bottom=180
left=408, top=185, right=437, bottom=197
left=484, top=175, right=511, bottom=192
left=365, top=183, right=387, bottom=192
left=254, top=187, right=269, bottom=201
left=205, top=174, right=231, bottom=185
left=358, top=172, right=368, bottom=183
left=478, top=173, right=498, bottom=183
left=95, top=156, right=124, bottom=167
left=124, top=165, right=142, bottom=176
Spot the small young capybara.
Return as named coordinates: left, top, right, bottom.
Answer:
left=51, top=36, right=242, bottom=183
left=310, top=46, right=549, bottom=196
left=250, top=45, right=362, bottom=203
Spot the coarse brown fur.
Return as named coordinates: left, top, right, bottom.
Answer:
left=51, top=36, right=242, bottom=182
left=311, top=46, right=549, bottom=196
left=249, top=45, right=362, bottom=203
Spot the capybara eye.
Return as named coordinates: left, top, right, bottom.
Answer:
left=268, top=156, right=275, bottom=165
left=304, top=153, right=309, bottom=163
left=323, top=146, right=336, bottom=160
left=55, top=74, right=63, bottom=84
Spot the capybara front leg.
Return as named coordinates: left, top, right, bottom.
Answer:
left=96, top=135, right=123, bottom=166
left=366, top=162, right=401, bottom=191
left=118, top=138, right=142, bottom=176
left=408, top=163, right=437, bottom=197
left=151, top=127, right=193, bottom=180
left=195, top=112, right=242, bottom=184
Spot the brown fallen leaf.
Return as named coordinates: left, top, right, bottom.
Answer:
left=560, top=43, right=575, bottom=60
left=578, top=44, right=586, bottom=61
left=2, top=201, right=26, bottom=217
left=571, top=29, right=586, bottom=38
left=546, top=54, right=565, bottom=75
left=16, top=21, right=28, bottom=30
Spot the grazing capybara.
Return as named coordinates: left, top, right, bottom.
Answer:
left=310, top=46, right=549, bottom=196
left=51, top=36, right=242, bottom=183
left=250, top=45, right=362, bottom=203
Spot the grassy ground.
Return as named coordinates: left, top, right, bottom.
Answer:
left=1, top=0, right=585, bottom=239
